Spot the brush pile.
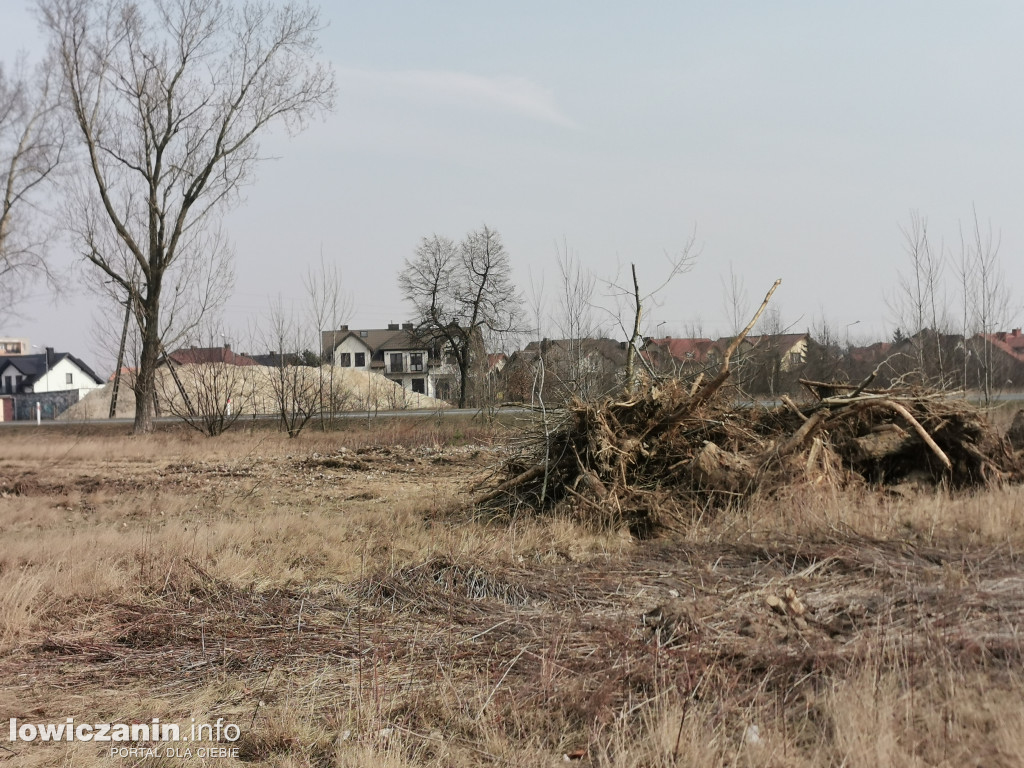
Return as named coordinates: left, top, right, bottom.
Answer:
left=475, top=378, right=1023, bottom=532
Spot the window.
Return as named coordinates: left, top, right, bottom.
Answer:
left=790, top=352, right=802, bottom=366
left=359, top=330, right=368, bottom=337
left=66, top=372, right=74, bottom=385
left=410, top=353, right=423, bottom=372
left=339, top=352, right=351, bottom=366
left=3, top=375, right=11, bottom=393
left=354, top=352, right=365, bottom=367
left=390, top=353, right=404, bottom=372
left=411, top=378, right=425, bottom=394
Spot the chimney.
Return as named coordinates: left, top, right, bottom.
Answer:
left=387, top=323, right=399, bottom=331
left=45, top=346, right=54, bottom=367
left=1013, top=329, right=1021, bottom=337
left=402, top=322, right=414, bottom=331
left=339, top=324, right=349, bottom=332
left=224, top=342, right=231, bottom=350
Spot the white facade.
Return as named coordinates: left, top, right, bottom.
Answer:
left=332, top=336, right=373, bottom=369
left=1, top=356, right=104, bottom=400
left=329, top=331, right=455, bottom=401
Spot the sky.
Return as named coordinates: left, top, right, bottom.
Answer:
left=3, top=1, right=1024, bottom=373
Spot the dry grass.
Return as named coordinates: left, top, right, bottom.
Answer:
left=1, top=420, right=1022, bottom=766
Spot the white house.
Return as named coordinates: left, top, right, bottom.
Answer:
left=0, top=348, right=105, bottom=416
left=322, top=324, right=456, bottom=401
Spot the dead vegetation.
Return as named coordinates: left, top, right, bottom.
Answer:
left=2, top=419, right=1024, bottom=766
left=475, top=378, right=1023, bottom=535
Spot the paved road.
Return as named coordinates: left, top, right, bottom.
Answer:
left=3, top=392, right=1020, bottom=429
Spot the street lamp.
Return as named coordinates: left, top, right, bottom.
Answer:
left=657, top=321, right=667, bottom=338
left=845, top=320, right=861, bottom=348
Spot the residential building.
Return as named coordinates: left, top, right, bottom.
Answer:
left=321, top=323, right=456, bottom=400
left=0, top=348, right=105, bottom=420
left=164, top=344, right=258, bottom=366
left=0, top=338, right=30, bottom=355
left=503, top=337, right=628, bottom=402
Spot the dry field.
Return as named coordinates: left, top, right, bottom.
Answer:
left=1, top=416, right=1023, bottom=767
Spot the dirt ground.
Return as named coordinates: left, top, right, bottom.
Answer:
left=1, top=421, right=1023, bottom=766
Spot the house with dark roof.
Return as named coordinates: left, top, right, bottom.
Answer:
left=321, top=324, right=456, bottom=401
left=0, top=347, right=105, bottom=420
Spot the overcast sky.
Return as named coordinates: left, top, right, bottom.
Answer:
left=3, top=1, right=1024, bottom=372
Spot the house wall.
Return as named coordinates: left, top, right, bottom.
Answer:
left=0, top=396, right=12, bottom=421
left=0, top=365, right=28, bottom=394
left=30, top=357, right=104, bottom=399
left=779, top=339, right=809, bottom=371
left=383, top=350, right=429, bottom=376
left=0, top=338, right=30, bottom=354
left=333, top=336, right=373, bottom=368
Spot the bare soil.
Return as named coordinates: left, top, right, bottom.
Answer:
left=1, top=424, right=1023, bottom=766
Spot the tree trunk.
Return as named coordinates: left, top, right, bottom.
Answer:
left=458, top=351, right=469, bottom=408
left=133, top=288, right=160, bottom=434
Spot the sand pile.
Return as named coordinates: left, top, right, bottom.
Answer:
left=60, top=365, right=449, bottom=421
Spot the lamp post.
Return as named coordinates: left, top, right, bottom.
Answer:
left=845, top=320, right=861, bottom=349
left=657, top=321, right=667, bottom=339
left=31, top=344, right=52, bottom=420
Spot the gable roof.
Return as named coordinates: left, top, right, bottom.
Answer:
left=644, top=337, right=716, bottom=363
left=744, top=333, right=809, bottom=352
left=0, top=352, right=104, bottom=388
left=519, top=338, right=629, bottom=366
left=166, top=346, right=257, bottom=366
left=980, top=331, right=1024, bottom=361
left=322, top=327, right=431, bottom=355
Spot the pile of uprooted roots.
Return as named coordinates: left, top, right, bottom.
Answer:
left=473, top=377, right=1023, bottom=533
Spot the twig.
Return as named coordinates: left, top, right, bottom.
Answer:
left=476, top=647, right=526, bottom=720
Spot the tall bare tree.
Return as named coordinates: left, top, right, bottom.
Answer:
left=603, top=232, right=699, bottom=394
left=399, top=226, right=524, bottom=408
left=304, top=254, right=351, bottom=427
left=0, top=56, right=63, bottom=310
left=39, top=0, right=336, bottom=433
left=551, top=241, right=601, bottom=399
left=889, top=211, right=948, bottom=383
left=960, top=210, right=1012, bottom=402
left=721, top=261, right=749, bottom=337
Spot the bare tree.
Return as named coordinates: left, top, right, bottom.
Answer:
left=960, top=210, right=1013, bottom=402
left=603, top=232, right=700, bottom=394
left=304, top=254, right=352, bottom=427
left=721, top=261, right=749, bottom=337
left=888, top=211, right=948, bottom=383
left=263, top=296, right=320, bottom=437
left=399, top=226, right=524, bottom=408
left=159, top=322, right=255, bottom=436
left=39, top=0, right=336, bottom=433
left=0, top=55, right=63, bottom=310
left=551, top=241, right=601, bottom=399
